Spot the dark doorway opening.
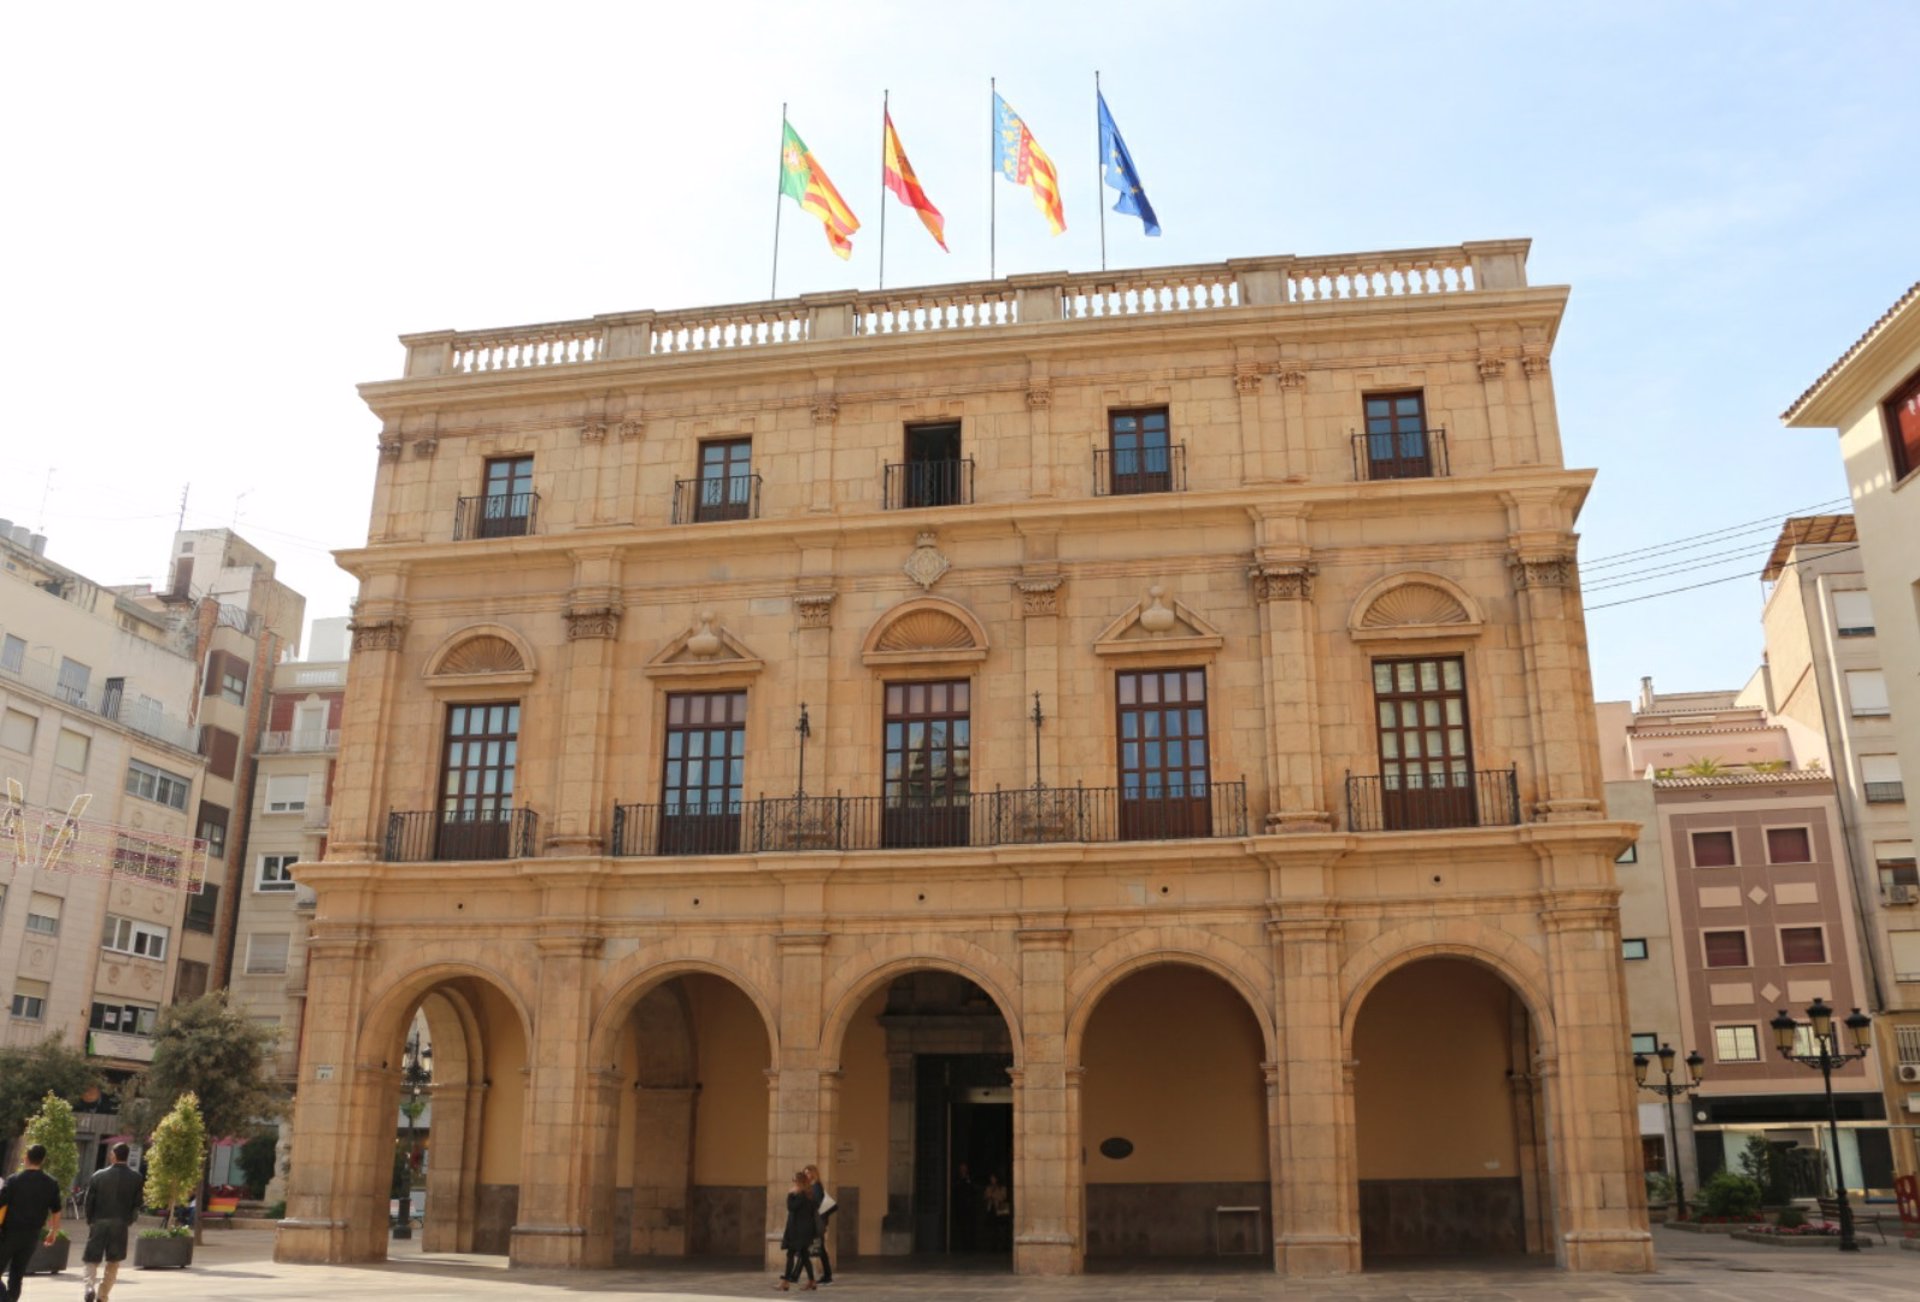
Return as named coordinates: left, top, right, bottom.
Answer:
left=912, top=1054, right=1014, bottom=1256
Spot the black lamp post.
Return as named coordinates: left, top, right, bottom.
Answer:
left=392, top=1035, right=433, bottom=1241
left=1632, top=1043, right=1704, bottom=1221
left=795, top=703, right=812, bottom=799
left=1770, top=998, right=1872, bottom=1251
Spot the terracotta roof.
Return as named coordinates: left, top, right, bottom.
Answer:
left=1782, top=281, right=1920, bottom=421
left=1761, top=514, right=1857, bottom=581
left=1651, top=770, right=1830, bottom=789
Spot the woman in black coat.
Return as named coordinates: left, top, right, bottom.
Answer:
left=777, top=1170, right=818, bottom=1290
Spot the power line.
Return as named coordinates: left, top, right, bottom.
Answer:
left=1586, top=544, right=1861, bottom=612
left=1582, top=543, right=1779, bottom=592
left=1580, top=496, right=1850, bottom=568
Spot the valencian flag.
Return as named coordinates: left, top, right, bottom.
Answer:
left=780, top=121, right=860, bottom=259
left=993, top=93, right=1065, bottom=235
left=1097, top=91, right=1159, bottom=236
left=883, top=110, right=947, bottom=250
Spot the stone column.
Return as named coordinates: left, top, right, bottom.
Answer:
left=510, top=932, right=604, bottom=1267
left=1013, top=924, right=1076, bottom=1274
left=765, top=931, right=829, bottom=1270
left=1269, top=911, right=1356, bottom=1275
left=422, top=1079, right=486, bottom=1253
left=549, top=550, right=623, bottom=854
left=1249, top=552, right=1330, bottom=832
left=630, top=1085, right=696, bottom=1255
left=1541, top=899, right=1654, bottom=1272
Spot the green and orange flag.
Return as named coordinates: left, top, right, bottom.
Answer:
left=780, top=121, right=860, bottom=260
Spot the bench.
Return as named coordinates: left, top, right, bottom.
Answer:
left=205, top=1195, right=241, bottom=1221
left=1816, top=1196, right=1886, bottom=1243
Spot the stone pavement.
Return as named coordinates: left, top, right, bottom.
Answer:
left=34, top=1228, right=1918, bottom=1302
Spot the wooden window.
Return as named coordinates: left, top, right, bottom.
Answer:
left=1766, top=826, right=1812, bottom=864
left=1780, top=926, right=1827, bottom=965
left=694, top=440, right=754, bottom=522
left=1115, top=668, right=1213, bottom=839
left=660, top=691, right=747, bottom=853
left=1108, top=408, right=1173, bottom=495
left=1714, top=1025, right=1761, bottom=1062
left=1362, top=391, right=1433, bottom=479
left=479, top=456, right=535, bottom=539
left=1641, top=1136, right=1667, bottom=1175
left=200, top=726, right=240, bottom=780
left=1370, top=656, right=1474, bottom=830
left=1883, top=365, right=1920, bottom=481
left=883, top=680, right=971, bottom=847
left=1703, top=930, right=1749, bottom=969
left=437, top=702, right=520, bottom=859
left=1691, top=830, right=1736, bottom=868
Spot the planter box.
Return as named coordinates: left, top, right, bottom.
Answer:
left=1732, top=1230, right=1871, bottom=1248
left=27, top=1238, right=69, bottom=1275
left=1663, top=1220, right=1758, bottom=1233
left=135, top=1235, right=195, bottom=1269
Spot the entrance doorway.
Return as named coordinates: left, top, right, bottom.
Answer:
left=912, top=1054, right=1014, bottom=1254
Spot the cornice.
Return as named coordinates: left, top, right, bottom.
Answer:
left=1782, top=282, right=1920, bottom=426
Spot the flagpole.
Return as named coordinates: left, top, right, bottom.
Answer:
left=772, top=102, right=787, bottom=300
left=1095, top=71, right=1108, bottom=273
left=989, top=77, right=997, bottom=281
left=878, top=90, right=890, bottom=292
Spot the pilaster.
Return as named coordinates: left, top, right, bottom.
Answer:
left=1249, top=525, right=1330, bottom=831
left=510, top=933, right=605, bottom=1267
left=1269, top=910, right=1357, bottom=1275
left=549, top=548, right=623, bottom=853
left=333, top=574, right=408, bottom=860
left=1013, top=923, right=1077, bottom=1274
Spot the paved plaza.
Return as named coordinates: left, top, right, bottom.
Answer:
left=30, top=1228, right=1917, bottom=1302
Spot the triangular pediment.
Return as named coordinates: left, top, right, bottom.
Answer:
left=644, top=613, right=765, bottom=678
left=1093, top=586, right=1225, bottom=657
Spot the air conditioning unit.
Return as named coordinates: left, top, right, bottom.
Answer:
left=1888, top=885, right=1920, bottom=905
left=1898, top=1064, right=1920, bottom=1084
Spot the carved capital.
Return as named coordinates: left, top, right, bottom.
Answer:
left=1477, top=355, right=1507, bottom=380
left=1015, top=576, right=1064, bottom=617
left=1249, top=562, right=1314, bottom=603
left=1025, top=386, right=1052, bottom=410
left=794, top=592, right=836, bottom=630
left=349, top=618, right=407, bottom=654
left=617, top=418, right=644, bottom=440
left=1521, top=352, right=1550, bottom=378
left=377, top=438, right=404, bottom=463
left=811, top=397, right=839, bottom=424
left=1508, top=553, right=1575, bottom=590
left=412, top=436, right=439, bottom=459
left=578, top=420, right=608, bottom=444
left=565, top=606, right=622, bottom=640
left=1273, top=367, right=1308, bottom=389
left=1233, top=367, right=1262, bottom=395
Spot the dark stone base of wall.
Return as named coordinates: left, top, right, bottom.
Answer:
left=1085, top=1181, right=1269, bottom=1257
left=689, top=1185, right=765, bottom=1257
left=1359, top=1177, right=1524, bottom=1257
left=612, top=1187, right=633, bottom=1258
left=474, top=1183, right=518, bottom=1256
left=832, top=1186, right=860, bottom=1258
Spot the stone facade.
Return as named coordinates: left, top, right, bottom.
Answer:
left=276, top=242, right=1653, bottom=1276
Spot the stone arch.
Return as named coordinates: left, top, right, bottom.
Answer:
left=1337, top=922, right=1556, bottom=1063
left=1065, top=929, right=1276, bottom=1064
left=423, top=622, right=538, bottom=680
left=860, top=596, right=990, bottom=666
left=587, top=954, right=782, bottom=1074
left=357, top=957, right=537, bottom=1063
left=1346, top=571, right=1484, bottom=640
left=818, top=937, right=1024, bottom=1066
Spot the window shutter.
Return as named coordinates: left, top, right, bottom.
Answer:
left=1703, top=931, right=1748, bottom=967
left=246, top=933, right=291, bottom=975
left=1780, top=927, right=1826, bottom=965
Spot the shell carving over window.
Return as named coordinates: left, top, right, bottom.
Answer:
left=436, top=635, right=526, bottom=675
left=1360, top=583, right=1470, bottom=629
left=875, top=609, right=977, bottom=652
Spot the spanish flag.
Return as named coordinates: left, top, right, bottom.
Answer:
left=781, top=121, right=860, bottom=259
left=883, top=110, right=948, bottom=251
left=992, top=93, right=1065, bottom=235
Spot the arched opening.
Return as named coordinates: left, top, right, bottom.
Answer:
left=1352, top=956, right=1550, bottom=1262
left=604, top=973, right=773, bottom=1263
left=1078, top=964, right=1270, bottom=1265
left=832, top=970, right=1016, bottom=1263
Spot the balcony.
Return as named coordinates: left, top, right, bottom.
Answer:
left=672, top=474, right=762, bottom=524
left=1866, top=782, right=1906, bottom=804
left=1352, top=428, right=1449, bottom=481
left=1094, top=444, right=1186, bottom=497
left=453, top=492, right=538, bottom=541
left=384, top=808, right=539, bottom=862
left=259, top=728, right=340, bottom=754
left=1344, top=768, right=1519, bottom=832
left=884, top=459, right=974, bottom=510
left=611, top=781, right=1247, bottom=856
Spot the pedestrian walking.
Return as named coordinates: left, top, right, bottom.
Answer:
left=80, top=1143, right=143, bottom=1302
left=0, top=1145, right=64, bottom=1302
left=775, top=1169, right=817, bottom=1291
left=804, top=1163, right=835, bottom=1285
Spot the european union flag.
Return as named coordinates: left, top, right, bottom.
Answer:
left=1097, top=91, right=1159, bottom=237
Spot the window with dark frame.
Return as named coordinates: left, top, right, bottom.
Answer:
left=1629, top=1032, right=1659, bottom=1055
left=479, top=456, right=535, bottom=539
left=1766, top=826, right=1813, bottom=864
left=197, top=803, right=228, bottom=862
left=695, top=440, right=755, bottom=522
left=1361, top=391, right=1434, bottom=479
left=1703, top=930, right=1749, bottom=969
left=882, top=680, right=971, bottom=848
left=660, top=691, right=747, bottom=854
left=1880, top=854, right=1919, bottom=892
left=1883, top=364, right=1920, bottom=482
left=1107, top=408, right=1173, bottom=495
left=1622, top=938, right=1649, bottom=960
left=1616, top=842, right=1639, bottom=864
left=183, top=885, right=218, bottom=935
left=1690, top=830, right=1736, bottom=868
left=1115, top=668, right=1213, bottom=839
left=437, top=702, right=520, bottom=859
left=1780, top=926, right=1827, bottom=965
left=897, top=422, right=967, bottom=508
left=1370, top=656, right=1474, bottom=830
left=1715, top=1025, right=1761, bottom=1062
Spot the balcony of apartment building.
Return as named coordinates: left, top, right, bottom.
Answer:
left=258, top=727, right=340, bottom=755
left=0, top=651, right=199, bottom=752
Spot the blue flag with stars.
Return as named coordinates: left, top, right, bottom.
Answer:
left=1097, top=91, right=1159, bottom=237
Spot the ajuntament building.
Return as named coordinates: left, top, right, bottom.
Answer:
left=278, top=242, right=1653, bottom=1276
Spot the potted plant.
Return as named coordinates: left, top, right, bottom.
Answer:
left=136, top=1092, right=205, bottom=1270
left=20, top=1092, right=77, bottom=1275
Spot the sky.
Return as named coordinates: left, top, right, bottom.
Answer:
left=4, top=1, right=1915, bottom=702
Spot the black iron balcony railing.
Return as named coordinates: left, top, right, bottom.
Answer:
left=385, top=808, right=540, bottom=861
left=1345, top=767, right=1518, bottom=832
left=1094, top=444, right=1186, bottom=497
left=611, top=781, right=1247, bottom=857
left=672, top=474, right=762, bottom=524
left=884, top=458, right=974, bottom=510
left=454, top=492, right=539, bottom=541
left=1351, top=427, right=1448, bottom=482
left=1866, top=781, right=1906, bottom=804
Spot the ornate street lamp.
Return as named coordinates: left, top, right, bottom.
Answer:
left=1632, top=1042, right=1704, bottom=1220
left=392, top=1035, right=434, bottom=1241
left=1770, top=999, right=1873, bottom=1251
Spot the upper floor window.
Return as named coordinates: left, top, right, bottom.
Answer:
left=883, top=680, right=971, bottom=847
left=0, top=634, right=24, bottom=673
left=1832, top=589, right=1875, bottom=637
left=125, top=759, right=190, bottom=810
left=258, top=854, right=300, bottom=892
left=1766, top=826, right=1813, bottom=864
left=265, top=774, right=309, bottom=813
left=9, top=980, right=48, bottom=1022
left=56, top=657, right=90, bottom=706
left=1703, top=929, right=1749, bottom=969
left=1863, top=754, right=1905, bottom=804
left=1, top=708, right=35, bottom=754
left=102, top=914, right=170, bottom=962
left=1629, top=1032, right=1659, bottom=1056
left=184, top=884, right=219, bottom=935
left=1370, top=656, right=1474, bottom=830
left=1101, top=409, right=1181, bottom=496
left=1779, top=926, right=1827, bottom=965
left=1622, top=938, right=1649, bottom=960
left=688, top=439, right=757, bottom=523
left=1115, top=669, right=1213, bottom=838
left=1877, top=841, right=1918, bottom=892
left=1690, top=830, right=1736, bottom=868
left=197, top=803, right=229, bottom=861
left=461, top=456, right=536, bottom=540
left=1883, top=364, right=1920, bottom=481
left=1714, top=1025, right=1761, bottom=1062
left=90, top=1002, right=159, bottom=1037
left=1846, top=669, right=1890, bottom=716
left=244, top=932, right=291, bottom=975
left=889, top=422, right=971, bottom=509
left=1358, top=392, right=1440, bottom=481
left=659, top=691, right=746, bottom=854
left=24, top=893, right=61, bottom=936
left=54, top=728, right=89, bottom=773
left=437, top=702, right=521, bottom=859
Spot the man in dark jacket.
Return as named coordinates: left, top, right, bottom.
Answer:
left=0, top=1144, right=64, bottom=1302
left=80, top=1144, right=142, bottom=1302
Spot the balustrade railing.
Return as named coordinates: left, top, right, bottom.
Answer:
left=454, top=492, right=538, bottom=541
left=884, top=458, right=973, bottom=510
left=451, top=325, right=604, bottom=373
left=259, top=728, right=340, bottom=754
left=385, top=808, right=539, bottom=862
left=1345, top=768, right=1519, bottom=832
left=650, top=306, right=810, bottom=354
left=1094, top=443, right=1186, bottom=496
left=1288, top=248, right=1476, bottom=301
left=672, top=474, right=762, bottom=524
left=855, top=288, right=1018, bottom=334
left=1061, top=266, right=1239, bottom=319
left=1352, top=428, right=1449, bottom=482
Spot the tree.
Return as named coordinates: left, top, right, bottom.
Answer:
left=20, top=1092, right=80, bottom=1203
left=0, top=1036, right=100, bottom=1145
left=236, top=1131, right=279, bottom=1199
left=143, top=1093, right=206, bottom=1232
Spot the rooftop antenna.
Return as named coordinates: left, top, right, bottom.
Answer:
left=177, top=484, right=190, bottom=533
left=36, top=470, right=53, bottom=532
left=232, top=488, right=252, bottom=527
